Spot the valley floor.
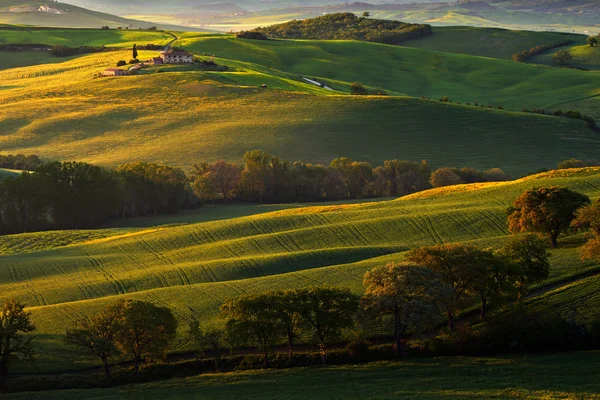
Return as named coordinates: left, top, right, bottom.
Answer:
left=6, top=352, right=600, bottom=399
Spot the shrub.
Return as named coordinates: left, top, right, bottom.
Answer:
left=345, top=338, right=371, bottom=361
left=350, top=82, right=368, bottom=95
left=116, top=60, right=127, bottom=67
left=128, top=59, right=140, bottom=64
left=236, top=31, right=268, bottom=40
left=558, top=158, right=589, bottom=169
left=440, top=96, right=450, bottom=102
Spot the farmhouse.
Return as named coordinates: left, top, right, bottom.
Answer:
left=39, top=6, right=62, bottom=13
left=160, top=49, right=193, bottom=64
left=150, top=57, right=164, bottom=65
left=100, top=68, right=128, bottom=77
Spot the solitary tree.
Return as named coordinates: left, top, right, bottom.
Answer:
left=0, top=299, right=35, bottom=385
left=406, top=243, right=484, bottom=328
left=66, top=301, right=124, bottom=379
left=115, top=300, right=178, bottom=373
left=508, top=186, right=590, bottom=248
left=498, top=234, right=550, bottom=298
left=132, top=44, right=138, bottom=60
left=362, top=263, right=448, bottom=356
left=220, top=294, right=283, bottom=368
left=588, top=37, right=598, bottom=47
left=362, top=11, right=370, bottom=17
left=296, top=286, right=359, bottom=364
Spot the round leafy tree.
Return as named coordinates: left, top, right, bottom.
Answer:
left=507, top=186, right=590, bottom=248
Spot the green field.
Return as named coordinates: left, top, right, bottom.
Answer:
left=6, top=352, right=600, bottom=399
left=1, top=168, right=600, bottom=372
left=403, top=26, right=581, bottom=60
left=0, top=28, right=175, bottom=47
left=2, top=32, right=600, bottom=173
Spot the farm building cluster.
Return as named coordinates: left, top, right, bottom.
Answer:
left=99, top=49, right=193, bottom=77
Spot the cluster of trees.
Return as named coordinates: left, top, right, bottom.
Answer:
left=552, top=49, right=573, bottom=64
left=191, top=152, right=435, bottom=203
left=0, top=151, right=515, bottom=236
left=511, top=40, right=572, bottom=62
left=0, top=161, right=190, bottom=235
left=0, top=154, right=41, bottom=171
left=251, top=13, right=431, bottom=45
left=588, top=36, right=598, bottom=47
left=236, top=31, right=268, bottom=40
left=66, top=299, right=177, bottom=378
left=218, top=235, right=550, bottom=365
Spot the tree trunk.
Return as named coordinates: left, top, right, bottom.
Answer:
left=480, top=296, right=487, bottom=320
left=550, top=233, right=558, bottom=249
left=393, top=312, right=402, bottom=357
left=319, top=343, right=327, bottom=365
left=133, top=355, right=140, bottom=374
left=446, top=308, right=455, bottom=329
left=287, top=330, right=294, bottom=362
left=102, top=356, right=111, bottom=380
left=263, top=344, right=269, bottom=369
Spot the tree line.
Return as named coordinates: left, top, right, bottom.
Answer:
left=511, top=40, right=572, bottom=62
left=0, top=151, right=513, bottom=236
left=2, top=184, right=600, bottom=386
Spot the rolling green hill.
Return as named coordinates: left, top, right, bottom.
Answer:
left=2, top=167, right=600, bottom=371
left=2, top=35, right=600, bottom=173
left=0, top=27, right=175, bottom=47
left=402, top=26, right=583, bottom=60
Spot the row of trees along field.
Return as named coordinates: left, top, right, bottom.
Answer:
left=2, top=186, right=600, bottom=388
left=0, top=150, right=515, bottom=236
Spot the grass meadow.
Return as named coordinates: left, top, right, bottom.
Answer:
left=5, top=353, right=600, bottom=399
left=1, top=168, right=600, bottom=372
left=0, top=28, right=174, bottom=47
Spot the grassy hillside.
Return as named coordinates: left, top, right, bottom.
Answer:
left=0, top=27, right=175, bottom=47
left=2, top=168, right=600, bottom=371
left=2, top=38, right=600, bottom=173
left=0, top=168, right=22, bottom=179
left=403, top=26, right=582, bottom=60
left=6, top=352, right=600, bottom=399
left=0, top=0, right=203, bottom=30
left=175, top=36, right=600, bottom=114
